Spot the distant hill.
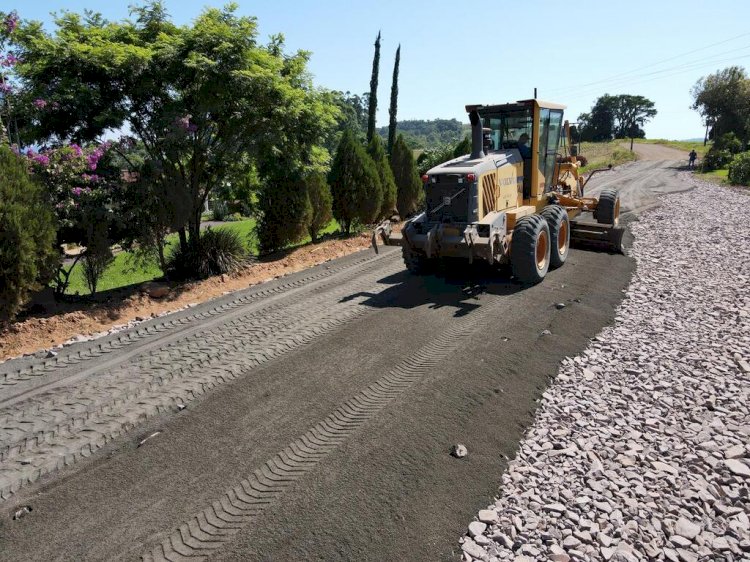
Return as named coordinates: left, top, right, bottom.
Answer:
left=377, top=119, right=469, bottom=149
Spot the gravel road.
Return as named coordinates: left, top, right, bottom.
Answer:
left=461, top=174, right=750, bottom=561
left=0, top=155, right=698, bottom=561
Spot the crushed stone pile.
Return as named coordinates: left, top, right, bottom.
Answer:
left=461, top=176, right=750, bottom=562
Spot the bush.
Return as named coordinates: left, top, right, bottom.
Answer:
left=82, top=247, right=114, bottom=295
left=166, top=228, right=247, bottom=280
left=702, top=148, right=733, bottom=171
left=306, top=172, right=333, bottom=243
left=728, top=151, right=750, bottom=185
left=391, top=134, right=424, bottom=218
left=367, top=135, right=397, bottom=219
left=330, top=130, right=382, bottom=235
left=714, top=132, right=743, bottom=155
left=226, top=212, right=243, bottom=222
left=211, top=200, right=229, bottom=221
left=257, top=168, right=313, bottom=253
left=0, top=146, right=58, bottom=322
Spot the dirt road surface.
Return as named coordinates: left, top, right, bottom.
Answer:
left=0, top=156, right=690, bottom=561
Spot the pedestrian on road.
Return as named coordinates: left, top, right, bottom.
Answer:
left=688, top=149, right=697, bottom=169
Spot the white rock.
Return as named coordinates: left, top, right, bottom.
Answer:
left=675, top=517, right=701, bottom=540
left=469, top=521, right=487, bottom=537
left=725, top=459, right=750, bottom=477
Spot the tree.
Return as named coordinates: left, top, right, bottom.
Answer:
left=453, top=136, right=471, bottom=158
left=0, top=145, right=57, bottom=321
left=366, top=31, right=381, bottom=143
left=257, top=165, right=313, bottom=253
left=367, top=134, right=397, bottom=219
left=387, top=45, right=400, bottom=155
left=9, top=3, right=338, bottom=257
left=329, top=130, right=382, bottom=235
left=692, top=66, right=750, bottom=143
left=305, top=172, right=333, bottom=243
left=391, top=134, right=423, bottom=218
left=578, top=95, right=616, bottom=142
left=612, top=95, right=657, bottom=150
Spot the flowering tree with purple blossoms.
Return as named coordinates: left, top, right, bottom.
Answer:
left=8, top=2, right=339, bottom=260
left=0, top=10, right=21, bottom=146
left=25, top=142, right=128, bottom=295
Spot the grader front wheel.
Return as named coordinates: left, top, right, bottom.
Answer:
left=595, top=188, right=621, bottom=225
left=541, top=205, right=570, bottom=269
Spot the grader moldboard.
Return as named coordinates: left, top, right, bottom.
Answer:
left=372, top=99, right=623, bottom=284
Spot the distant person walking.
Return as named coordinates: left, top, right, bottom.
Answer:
left=688, top=149, right=697, bottom=169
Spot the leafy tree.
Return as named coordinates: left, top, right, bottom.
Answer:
left=0, top=145, right=57, bottom=321
left=702, top=132, right=745, bottom=171
left=692, top=66, right=750, bottom=143
left=367, top=134, right=397, bottom=219
left=367, top=31, right=381, bottom=142
left=578, top=95, right=616, bottom=142
left=330, top=129, right=382, bottom=235
left=578, top=94, right=656, bottom=146
left=9, top=3, right=337, bottom=257
left=387, top=45, right=400, bottom=155
left=305, top=172, right=333, bottom=243
left=728, top=151, right=750, bottom=185
left=326, top=90, right=368, bottom=152
left=391, top=134, right=423, bottom=218
left=257, top=165, right=313, bottom=253
left=612, top=95, right=657, bottom=149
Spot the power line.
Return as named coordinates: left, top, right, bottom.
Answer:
left=546, top=31, right=750, bottom=97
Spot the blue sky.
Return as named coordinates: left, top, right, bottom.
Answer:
left=9, top=0, right=750, bottom=140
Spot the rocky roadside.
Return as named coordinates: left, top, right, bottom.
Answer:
left=460, top=174, right=750, bottom=562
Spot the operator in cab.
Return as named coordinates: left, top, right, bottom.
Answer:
left=518, top=133, right=532, bottom=158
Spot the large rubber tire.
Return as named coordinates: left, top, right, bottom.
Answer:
left=541, top=205, right=570, bottom=269
left=402, top=246, right=432, bottom=274
left=595, top=188, right=620, bottom=225
left=511, top=214, right=551, bottom=284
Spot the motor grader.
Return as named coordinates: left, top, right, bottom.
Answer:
left=372, top=98, right=623, bottom=284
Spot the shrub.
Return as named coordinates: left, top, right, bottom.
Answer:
left=257, top=168, right=313, bottom=253
left=167, top=228, right=247, bottom=280
left=728, top=151, right=750, bottom=185
left=702, top=148, right=733, bottom=171
left=714, top=132, right=743, bottom=154
left=306, top=172, right=333, bottom=243
left=0, top=146, right=58, bottom=322
left=330, top=129, right=382, bottom=235
left=391, top=134, right=424, bottom=218
left=226, top=212, right=243, bottom=222
left=82, top=247, right=114, bottom=295
left=211, top=200, right=228, bottom=221
left=367, top=135, right=397, bottom=219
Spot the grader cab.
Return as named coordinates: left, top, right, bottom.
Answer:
left=372, top=99, right=623, bottom=284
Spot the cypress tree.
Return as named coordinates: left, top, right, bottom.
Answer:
left=367, top=135, right=397, bottom=219
left=306, top=172, right=333, bottom=243
left=330, top=130, right=382, bottom=235
left=258, top=166, right=313, bottom=253
left=0, top=146, right=57, bottom=322
left=390, top=134, right=423, bottom=218
left=387, top=45, right=401, bottom=155
left=366, top=31, right=381, bottom=143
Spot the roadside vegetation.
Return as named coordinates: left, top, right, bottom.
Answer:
left=0, top=6, right=420, bottom=321
left=577, top=142, right=637, bottom=173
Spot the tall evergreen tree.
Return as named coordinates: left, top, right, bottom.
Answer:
left=387, top=45, right=401, bottom=155
left=305, top=172, right=333, bottom=243
left=366, top=31, right=381, bottom=142
left=367, top=135, right=397, bottom=219
left=330, top=130, right=382, bottom=235
left=390, top=134, right=423, bottom=218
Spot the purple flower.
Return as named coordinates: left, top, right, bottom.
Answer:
left=0, top=82, right=11, bottom=94
left=3, top=12, right=19, bottom=34
left=82, top=173, right=101, bottom=183
left=33, top=98, right=47, bottom=109
left=69, top=143, right=83, bottom=156
left=71, top=187, right=84, bottom=197
left=1, top=52, right=19, bottom=67
left=26, top=148, right=35, bottom=157
left=33, top=154, right=50, bottom=166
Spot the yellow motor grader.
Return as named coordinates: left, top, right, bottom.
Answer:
left=372, top=99, right=623, bottom=284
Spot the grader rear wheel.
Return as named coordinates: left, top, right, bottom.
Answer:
left=511, top=214, right=551, bottom=284
left=402, top=246, right=432, bottom=275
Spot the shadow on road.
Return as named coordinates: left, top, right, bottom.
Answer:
left=341, top=259, right=523, bottom=317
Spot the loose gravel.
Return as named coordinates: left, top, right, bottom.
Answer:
left=461, top=175, right=750, bottom=562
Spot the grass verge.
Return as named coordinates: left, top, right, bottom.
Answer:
left=633, top=138, right=708, bottom=157
left=63, top=218, right=342, bottom=296
left=578, top=141, right=637, bottom=173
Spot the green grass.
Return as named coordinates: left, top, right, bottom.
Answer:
left=578, top=141, right=637, bottom=173
left=699, top=168, right=729, bottom=183
left=62, top=217, right=343, bottom=296
left=634, top=138, right=709, bottom=157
